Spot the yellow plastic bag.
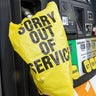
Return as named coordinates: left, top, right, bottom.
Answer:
left=9, top=2, right=74, bottom=96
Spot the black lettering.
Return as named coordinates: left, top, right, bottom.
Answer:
left=46, top=25, right=54, bottom=37
left=40, top=16, right=51, bottom=26
left=47, top=11, right=56, bottom=23
left=41, top=56, right=53, bottom=70
left=47, top=38, right=56, bottom=52
left=30, top=31, right=40, bottom=43
left=50, top=52, right=60, bottom=65
left=34, top=59, right=45, bottom=73
left=59, top=50, right=65, bottom=62
left=62, top=48, right=69, bottom=61
left=86, top=64, right=90, bottom=69
left=73, top=70, right=78, bottom=74
left=32, top=18, right=43, bottom=29
left=37, top=28, right=48, bottom=40
left=39, top=42, right=50, bottom=55
left=29, top=63, right=37, bottom=73
left=18, top=27, right=25, bottom=34
left=24, top=20, right=33, bottom=31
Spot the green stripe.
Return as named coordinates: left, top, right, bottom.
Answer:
left=68, top=40, right=79, bottom=70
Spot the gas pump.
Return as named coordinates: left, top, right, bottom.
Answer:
left=0, top=0, right=95, bottom=96
left=59, top=0, right=93, bottom=39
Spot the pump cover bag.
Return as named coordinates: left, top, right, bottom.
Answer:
left=9, top=2, right=74, bottom=96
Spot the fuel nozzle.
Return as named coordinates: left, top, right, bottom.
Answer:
left=21, top=7, right=32, bottom=18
